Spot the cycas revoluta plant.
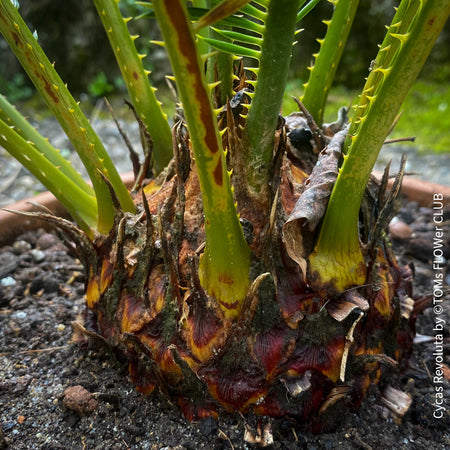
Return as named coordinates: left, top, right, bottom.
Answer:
left=1, top=0, right=448, bottom=430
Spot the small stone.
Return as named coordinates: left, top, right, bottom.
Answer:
left=17, top=416, right=25, bottom=424
left=14, top=311, right=27, bottom=320
left=29, top=273, right=59, bottom=294
left=389, top=217, right=413, bottom=240
left=0, top=251, right=19, bottom=278
left=198, top=416, right=218, bottom=437
left=62, top=385, right=98, bottom=416
left=12, top=240, right=31, bottom=255
left=0, top=376, right=31, bottom=396
left=397, top=203, right=418, bottom=224
left=30, top=249, right=46, bottom=263
left=406, top=238, right=433, bottom=262
left=0, top=276, right=16, bottom=287
left=1, top=422, right=14, bottom=432
left=36, top=233, right=58, bottom=250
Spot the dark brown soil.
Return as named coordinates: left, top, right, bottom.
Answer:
left=1, top=197, right=449, bottom=449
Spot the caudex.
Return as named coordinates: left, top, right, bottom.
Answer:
left=1, top=0, right=448, bottom=430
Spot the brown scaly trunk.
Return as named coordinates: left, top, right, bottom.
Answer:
left=57, top=110, right=422, bottom=432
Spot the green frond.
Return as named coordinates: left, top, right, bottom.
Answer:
left=297, top=0, right=323, bottom=21
left=210, top=28, right=263, bottom=47
left=140, top=3, right=266, bottom=34
left=198, top=36, right=261, bottom=60
left=0, top=94, right=93, bottom=198
left=192, top=0, right=252, bottom=33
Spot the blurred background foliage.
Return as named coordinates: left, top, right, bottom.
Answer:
left=0, top=0, right=449, bottom=152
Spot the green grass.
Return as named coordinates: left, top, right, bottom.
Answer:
left=283, top=79, right=450, bottom=153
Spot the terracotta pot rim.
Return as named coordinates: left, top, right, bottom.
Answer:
left=0, top=172, right=448, bottom=246
left=0, top=172, right=135, bottom=246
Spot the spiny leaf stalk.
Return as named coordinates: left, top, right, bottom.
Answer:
left=245, top=0, right=302, bottom=195
left=153, top=0, right=251, bottom=318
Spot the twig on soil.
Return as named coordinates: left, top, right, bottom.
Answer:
left=0, top=345, right=69, bottom=357
left=218, top=428, right=235, bottom=450
left=421, top=357, right=434, bottom=382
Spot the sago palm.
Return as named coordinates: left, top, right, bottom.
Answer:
left=0, top=0, right=448, bottom=431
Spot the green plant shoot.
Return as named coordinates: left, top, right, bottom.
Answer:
left=152, top=0, right=251, bottom=318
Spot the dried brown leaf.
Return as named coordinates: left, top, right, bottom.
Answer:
left=282, top=127, right=347, bottom=273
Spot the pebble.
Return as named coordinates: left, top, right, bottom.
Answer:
left=0, top=251, right=19, bottom=278
left=12, top=240, right=31, bottom=255
left=406, top=238, right=432, bottom=263
left=397, top=203, right=418, bottom=224
left=36, top=233, right=58, bottom=250
left=13, top=311, right=27, bottom=320
left=389, top=217, right=413, bottom=240
left=29, top=274, right=60, bottom=294
left=62, top=385, right=99, bottom=416
left=1, top=422, right=14, bottom=432
left=30, top=249, right=46, bottom=263
left=0, top=276, right=16, bottom=287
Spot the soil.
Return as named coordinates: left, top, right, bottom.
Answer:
left=0, top=197, right=449, bottom=449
